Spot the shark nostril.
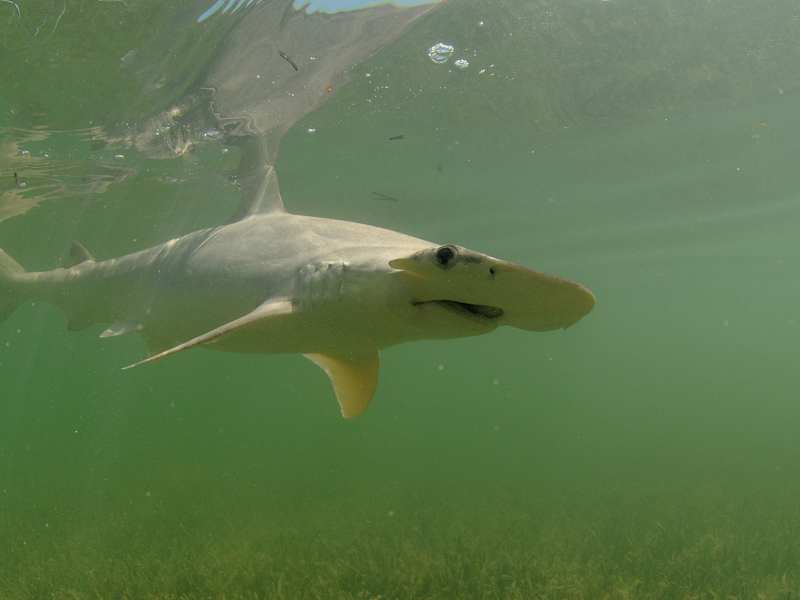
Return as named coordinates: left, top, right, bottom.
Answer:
left=435, top=245, right=457, bottom=267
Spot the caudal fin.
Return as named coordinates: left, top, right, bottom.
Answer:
left=0, top=249, right=25, bottom=322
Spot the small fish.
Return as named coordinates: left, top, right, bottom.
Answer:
left=278, top=50, right=299, bottom=72
left=371, top=191, right=400, bottom=203
left=388, top=134, right=405, bottom=141
left=13, top=172, right=18, bottom=187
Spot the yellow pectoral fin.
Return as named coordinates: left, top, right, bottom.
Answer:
left=304, top=351, right=380, bottom=418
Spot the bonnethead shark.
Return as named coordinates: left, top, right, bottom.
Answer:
left=0, top=165, right=594, bottom=417
left=0, top=0, right=595, bottom=417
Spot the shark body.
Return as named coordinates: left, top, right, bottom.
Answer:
left=0, top=169, right=595, bottom=417
left=0, top=1, right=595, bottom=417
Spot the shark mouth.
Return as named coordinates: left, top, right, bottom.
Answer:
left=414, top=300, right=504, bottom=320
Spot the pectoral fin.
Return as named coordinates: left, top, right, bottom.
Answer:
left=123, top=298, right=294, bottom=369
left=304, top=351, right=380, bottom=419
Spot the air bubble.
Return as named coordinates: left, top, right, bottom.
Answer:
left=427, top=42, right=454, bottom=64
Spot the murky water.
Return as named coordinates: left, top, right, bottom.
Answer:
left=2, top=1, right=800, bottom=598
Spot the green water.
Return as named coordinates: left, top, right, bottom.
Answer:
left=2, top=1, right=800, bottom=598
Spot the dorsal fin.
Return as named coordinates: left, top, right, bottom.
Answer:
left=229, top=135, right=285, bottom=222
left=233, top=163, right=284, bottom=220
left=65, top=241, right=95, bottom=268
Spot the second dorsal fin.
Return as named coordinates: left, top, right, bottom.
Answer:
left=65, top=241, right=96, bottom=268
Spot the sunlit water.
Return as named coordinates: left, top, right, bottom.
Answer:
left=2, top=1, right=800, bottom=598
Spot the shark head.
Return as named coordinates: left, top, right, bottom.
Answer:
left=389, top=244, right=596, bottom=335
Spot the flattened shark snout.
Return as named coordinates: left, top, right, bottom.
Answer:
left=390, top=245, right=596, bottom=333
left=495, top=263, right=596, bottom=332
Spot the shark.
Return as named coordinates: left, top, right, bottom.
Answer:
left=0, top=166, right=595, bottom=418
left=0, top=0, right=595, bottom=417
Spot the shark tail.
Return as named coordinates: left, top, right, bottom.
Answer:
left=0, top=249, right=25, bottom=323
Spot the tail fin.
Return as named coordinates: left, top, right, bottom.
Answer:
left=0, top=249, right=25, bottom=323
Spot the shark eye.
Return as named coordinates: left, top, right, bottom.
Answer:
left=435, top=245, right=457, bottom=267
